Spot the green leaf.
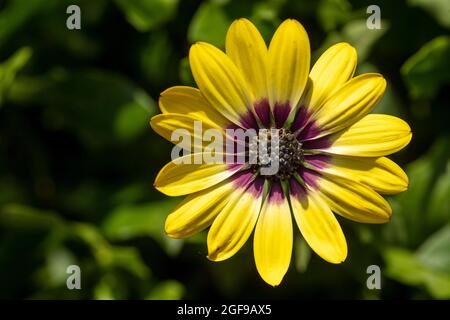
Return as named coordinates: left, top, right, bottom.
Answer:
left=0, top=204, right=63, bottom=231
left=317, top=0, right=352, bottom=32
left=384, top=247, right=424, bottom=285
left=401, top=36, right=450, bottom=99
left=139, top=32, right=175, bottom=85
left=393, top=156, right=435, bottom=244
left=416, top=224, right=450, bottom=273
left=102, top=199, right=183, bottom=256
left=38, top=246, right=77, bottom=287
left=114, top=0, right=179, bottom=32
left=188, top=1, right=230, bottom=48
left=358, top=63, right=406, bottom=117
left=0, top=0, right=51, bottom=47
left=147, top=280, right=185, bottom=300
left=316, top=19, right=389, bottom=62
left=0, top=47, right=32, bottom=106
left=9, top=69, right=157, bottom=146
left=427, top=160, right=450, bottom=227
left=114, top=100, right=152, bottom=141
left=94, top=273, right=124, bottom=300
left=102, top=200, right=177, bottom=239
left=383, top=137, right=450, bottom=246
left=179, top=57, right=195, bottom=86
left=110, top=246, right=151, bottom=280
left=71, top=223, right=112, bottom=266
left=294, top=236, right=311, bottom=273
left=384, top=247, right=450, bottom=298
left=421, top=270, right=450, bottom=298
left=408, top=0, right=450, bottom=29
left=249, top=1, right=283, bottom=41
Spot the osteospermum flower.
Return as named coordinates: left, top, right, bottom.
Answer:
left=150, top=18, right=412, bottom=286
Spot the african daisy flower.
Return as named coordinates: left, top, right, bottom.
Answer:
left=150, top=18, right=412, bottom=286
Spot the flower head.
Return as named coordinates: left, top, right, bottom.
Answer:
left=151, top=18, right=412, bottom=286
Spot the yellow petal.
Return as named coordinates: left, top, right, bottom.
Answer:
left=318, top=175, right=392, bottom=224
left=154, top=154, right=242, bottom=196
left=303, top=42, right=357, bottom=111
left=321, top=156, right=409, bottom=194
left=189, top=42, right=254, bottom=127
left=254, top=185, right=293, bottom=286
left=267, top=19, right=310, bottom=108
left=313, top=74, right=386, bottom=135
left=325, top=114, right=412, bottom=157
left=207, top=180, right=263, bottom=261
left=159, top=86, right=230, bottom=128
left=150, top=113, right=222, bottom=150
left=226, top=18, right=268, bottom=100
left=290, top=190, right=347, bottom=263
left=165, top=179, right=235, bottom=238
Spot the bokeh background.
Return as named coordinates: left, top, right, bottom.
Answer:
left=0, top=0, right=449, bottom=299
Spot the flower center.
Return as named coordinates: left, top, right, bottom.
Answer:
left=249, top=128, right=304, bottom=180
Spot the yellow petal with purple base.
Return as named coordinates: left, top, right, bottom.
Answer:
left=154, top=154, right=242, bottom=196
left=290, top=189, right=347, bottom=264
left=254, top=183, right=293, bottom=286
left=159, top=86, right=230, bottom=128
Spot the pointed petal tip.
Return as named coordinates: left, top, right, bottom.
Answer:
left=153, top=178, right=176, bottom=197
left=164, top=217, right=178, bottom=238
left=260, top=272, right=284, bottom=287
left=188, top=42, right=207, bottom=58
left=159, top=87, right=170, bottom=97
left=231, top=17, right=252, bottom=26
left=153, top=183, right=166, bottom=195
left=149, top=114, right=160, bottom=127
left=323, top=250, right=348, bottom=264
left=336, top=41, right=355, bottom=49
left=164, top=229, right=182, bottom=240
left=337, top=42, right=357, bottom=59
left=190, top=41, right=211, bottom=51
left=206, top=250, right=229, bottom=262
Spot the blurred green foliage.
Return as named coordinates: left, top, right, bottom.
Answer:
left=0, top=0, right=449, bottom=299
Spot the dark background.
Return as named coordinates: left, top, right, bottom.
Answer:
left=0, top=0, right=449, bottom=299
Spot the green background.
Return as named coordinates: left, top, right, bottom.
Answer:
left=0, top=0, right=449, bottom=299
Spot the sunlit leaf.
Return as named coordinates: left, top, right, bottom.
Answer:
left=71, top=223, right=112, bottom=266
left=249, top=1, right=283, bottom=41
left=416, top=224, right=450, bottom=273
left=114, top=0, right=179, bottom=32
left=384, top=247, right=450, bottom=298
left=188, top=1, right=230, bottom=48
left=40, top=246, right=77, bottom=287
left=317, top=0, right=352, bottom=31
left=147, top=280, right=185, bottom=300
left=427, top=160, right=450, bottom=227
left=317, top=19, right=389, bottom=62
left=0, top=47, right=32, bottom=106
left=139, top=32, right=176, bottom=85
left=179, top=57, right=195, bottom=87
left=114, top=100, right=153, bottom=141
left=294, top=236, right=311, bottom=273
left=0, top=204, right=63, bottom=231
left=94, top=273, right=124, bottom=300
left=401, top=36, right=450, bottom=99
left=102, top=199, right=183, bottom=256
left=110, top=246, right=151, bottom=280
left=0, top=0, right=50, bottom=47
left=384, top=247, right=424, bottom=285
left=408, top=0, right=450, bottom=28
left=384, top=137, right=450, bottom=247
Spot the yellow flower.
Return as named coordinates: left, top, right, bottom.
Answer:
left=151, top=18, right=412, bottom=286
